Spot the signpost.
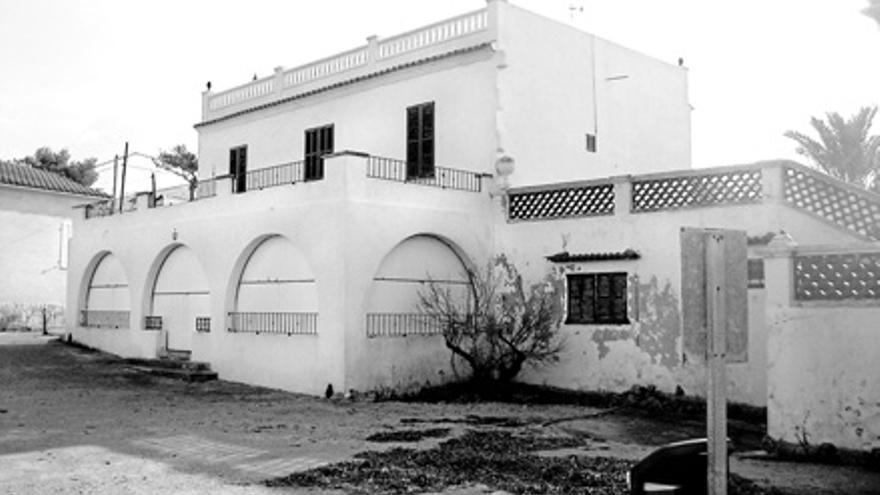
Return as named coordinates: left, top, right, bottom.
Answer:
left=680, top=227, right=747, bottom=495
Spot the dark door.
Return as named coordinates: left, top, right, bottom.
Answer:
left=305, top=125, right=333, bottom=181
left=406, top=102, right=434, bottom=179
left=229, top=145, right=247, bottom=193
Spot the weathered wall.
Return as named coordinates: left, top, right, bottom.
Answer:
left=763, top=244, right=880, bottom=452
left=499, top=172, right=868, bottom=406
left=497, top=4, right=691, bottom=186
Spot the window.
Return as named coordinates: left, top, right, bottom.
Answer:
left=229, top=145, right=247, bottom=193
left=406, top=102, right=434, bottom=179
left=567, top=272, right=628, bottom=324
left=586, top=133, right=597, bottom=152
left=747, top=258, right=765, bottom=289
left=305, top=124, right=334, bottom=181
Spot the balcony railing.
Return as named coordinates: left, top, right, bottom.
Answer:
left=205, top=7, right=491, bottom=116
left=244, top=161, right=306, bottom=191
left=366, top=312, right=444, bottom=338
left=366, top=156, right=484, bottom=192
left=227, top=311, right=318, bottom=335
left=80, top=310, right=130, bottom=329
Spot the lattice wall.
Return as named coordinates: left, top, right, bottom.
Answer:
left=508, top=183, right=614, bottom=221
left=631, top=169, right=763, bottom=213
left=783, top=167, right=880, bottom=241
left=794, top=251, right=880, bottom=301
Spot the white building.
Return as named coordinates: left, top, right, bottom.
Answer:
left=68, top=0, right=880, bottom=453
left=0, top=162, right=106, bottom=330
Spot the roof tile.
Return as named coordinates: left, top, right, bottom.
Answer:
left=0, top=162, right=106, bottom=197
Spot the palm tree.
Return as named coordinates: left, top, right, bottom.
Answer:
left=784, top=106, right=880, bottom=191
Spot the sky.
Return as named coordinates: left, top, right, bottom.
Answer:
left=1, top=0, right=878, bottom=192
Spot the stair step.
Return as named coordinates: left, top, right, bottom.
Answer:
left=127, top=365, right=218, bottom=382
left=124, top=358, right=211, bottom=371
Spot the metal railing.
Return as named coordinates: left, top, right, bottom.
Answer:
left=80, top=310, right=130, bottom=329
left=227, top=311, right=318, bottom=335
left=244, top=161, right=306, bottom=191
left=366, top=156, right=484, bottom=192
left=144, top=315, right=163, bottom=330
left=365, top=312, right=444, bottom=338
left=196, top=179, right=217, bottom=199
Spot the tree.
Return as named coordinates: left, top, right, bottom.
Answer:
left=784, top=106, right=880, bottom=192
left=864, top=0, right=880, bottom=28
left=3, top=147, right=98, bottom=187
left=418, top=255, right=565, bottom=384
left=153, top=145, right=199, bottom=200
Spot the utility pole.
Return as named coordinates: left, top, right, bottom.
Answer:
left=119, top=142, right=129, bottom=214
left=111, top=154, right=119, bottom=214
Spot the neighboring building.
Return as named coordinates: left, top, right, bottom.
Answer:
left=0, top=162, right=106, bottom=331
left=67, top=0, right=880, bottom=453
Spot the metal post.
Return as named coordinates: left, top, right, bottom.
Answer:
left=706, top=232, right=728, bottom=495
left=111, top=155, right=119, bottom=214
left=119, top=142, right=129, bottom=213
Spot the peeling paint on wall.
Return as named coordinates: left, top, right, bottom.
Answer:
left=635, top=276, right=680, bottom=368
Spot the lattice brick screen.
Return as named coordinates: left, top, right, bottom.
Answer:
left=631, top=169, right=763, bottom=213
left=794, top=252, right=880, bottom=301
left=508, top=183, right=614, bottom=221
left=783, top=167, right=880, bottom=241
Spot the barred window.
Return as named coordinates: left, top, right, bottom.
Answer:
left=747, top=259, right=765, bottom=289
left=567, top=272, right=628, bottom=324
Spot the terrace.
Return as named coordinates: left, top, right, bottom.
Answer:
left=80, top=152, right=489, bottom=221
left=199, top=5, right=496, bottom=123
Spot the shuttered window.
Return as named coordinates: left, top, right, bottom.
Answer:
left=305, top=124, right=334, bottom=181
left=406, top=102, right=434, bottom=179
left=567, top=273, right=628, bottom=324
left=229, top=145, right=247, bottom=193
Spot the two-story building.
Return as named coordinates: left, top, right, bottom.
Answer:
left=68, top=1, right=880, bottom=455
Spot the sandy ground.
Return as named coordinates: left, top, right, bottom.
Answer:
left=1, top=332, right=878, bottom=494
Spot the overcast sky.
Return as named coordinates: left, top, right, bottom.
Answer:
left=1, top=0, right=878, bottom=189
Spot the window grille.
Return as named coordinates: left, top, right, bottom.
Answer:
left=144, top=315, right=163, bottom=330
left=508, top=183, right=615, bottom=221
left=783, top=166, right=880, bottom=241
left=566, top=273, right=628, bottom=324
left=794, top=252, right=880, bottom=301
left=195, top=316, right=211, bottom=333
left=631, top=169, right=762, bottom=212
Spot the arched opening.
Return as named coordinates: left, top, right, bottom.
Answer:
left=365, top=235, right=471, bottom=337
left=81, top=252, right=130, bottom=329
left=148, top=245, right=210, bottom=352
left=230, top=235, right=318, bottom=335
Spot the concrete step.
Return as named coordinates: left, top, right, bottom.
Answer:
left=128, top=365, right=218, bottom=382
left=123, top=358, right=211, bottom=372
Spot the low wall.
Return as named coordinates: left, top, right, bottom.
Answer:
left=763, top=241, right=880, bottom=452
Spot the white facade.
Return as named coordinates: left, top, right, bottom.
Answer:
left=66, top=0, right=880, bottom=453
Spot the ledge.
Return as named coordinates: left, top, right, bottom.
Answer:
left=546, top=249, right=640, bottom=263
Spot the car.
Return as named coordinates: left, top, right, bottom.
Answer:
left=626, top=438, right=731, bottom=495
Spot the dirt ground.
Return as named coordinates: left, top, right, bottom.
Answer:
left=1, top=333, right=878, bottom=494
